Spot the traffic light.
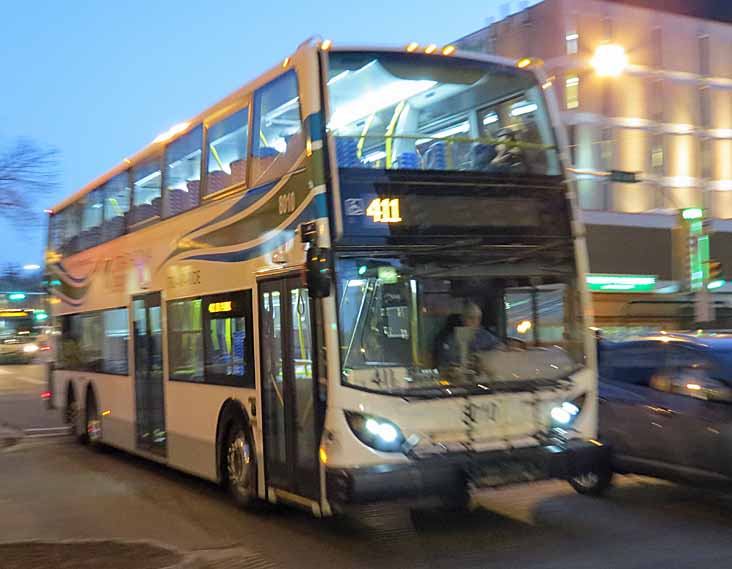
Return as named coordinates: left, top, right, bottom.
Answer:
left=708, top=260, right=722, bottom=281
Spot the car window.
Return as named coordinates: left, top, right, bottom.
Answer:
left=603, top=342, right=665, bottom=386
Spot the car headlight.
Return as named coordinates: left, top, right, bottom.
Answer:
left=550, top=394, right=586, bottom=427
left=23, top=344, right=39, bottom=353
left=345, top=411, right=405, bottom=452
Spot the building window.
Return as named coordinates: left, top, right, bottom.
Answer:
left=699, top=35, right=710, bottom=77
left=651, top=28, right=663, bottom=68
left=700, top=138, right=713, bottom=180
left=651, top=134, right=664, bottom=174
left=206, top=107, right=249, bottom=197
left=600, top=127, right=613, bottom=171
left=168, top=290, right=254, bottom=387
left=699, top=86, right=711, bottom=129
left=567, top=124, right=578, bottom=165
left=565, top=75, right=580, bottom=109
left=602, top=17, right=613, bottom=41
left=164, top=124, right=202, bottom=218
left=565, top=32, right=579, bottom=55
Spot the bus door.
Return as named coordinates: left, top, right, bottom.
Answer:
left=258, top=274, right=320, bottom=500
left=132, top=292, right=166, bottom=455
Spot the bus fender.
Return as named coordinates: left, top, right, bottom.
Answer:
left=215, top=398, right=253, bottom=484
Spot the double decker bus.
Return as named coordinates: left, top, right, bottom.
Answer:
left=45, top=39, right=606, bottom=515
left=0, top=307, right=48, bottom=363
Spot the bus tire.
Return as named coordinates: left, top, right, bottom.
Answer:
left=569, top=465, right=613, bottom=497
left=64, top=385, right=84, bottom=444
left=223, top=420, right=258, bottom=509
left=84, top=387, right=103, bottom=449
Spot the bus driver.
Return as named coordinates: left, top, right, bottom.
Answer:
left=436, top=302, right=501, bottom=371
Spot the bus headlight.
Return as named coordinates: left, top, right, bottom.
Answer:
left=345, top=411, right=405, bottom=452
left=550, top=394, right=585, bottom=427
left=23, top=344, right=39, bottom=354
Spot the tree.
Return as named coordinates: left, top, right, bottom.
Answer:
left=0, top=138, right=59, bottom=229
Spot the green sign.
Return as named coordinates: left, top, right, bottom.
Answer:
left=682, top=207, right=704, bottom=220
left=378, top=266, right=399, bottom=284
left=586, top=274, right=657, bottom=292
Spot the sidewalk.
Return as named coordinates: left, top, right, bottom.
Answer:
left=0, top=540, right=276, bottom=569
left=0, top=540, right=186, bottom=569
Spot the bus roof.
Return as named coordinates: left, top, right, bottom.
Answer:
left=49, top=41, right=539, bottom=214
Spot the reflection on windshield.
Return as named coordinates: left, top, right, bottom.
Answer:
left=327, top=51, right=559, bottom=175
left=338, top=258, right=583, bottom=395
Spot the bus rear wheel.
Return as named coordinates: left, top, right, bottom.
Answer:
left=84, top=391, right=103, bottom=449
left=225, top=422, right=258, bottom=509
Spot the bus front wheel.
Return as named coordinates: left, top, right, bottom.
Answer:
left=225, top=422, right=258, bottom=508
left=569, top=466, right=613, bottom=496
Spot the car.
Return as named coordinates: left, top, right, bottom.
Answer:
left=569, top=332, right=732, bottom=496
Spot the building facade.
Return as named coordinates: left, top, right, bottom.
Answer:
left=457, top=0, right=732, bottom=330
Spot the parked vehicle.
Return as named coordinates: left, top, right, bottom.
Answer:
left=570, top=332, right=732, bottom=495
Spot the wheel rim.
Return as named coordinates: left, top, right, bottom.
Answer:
left=87, top=417, right=102, bottom=442
left=227, top=431, right=252, bottom=495
left=574, top=472, right=599, bottom=488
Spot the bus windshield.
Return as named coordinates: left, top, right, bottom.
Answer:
left=327, top=51, right=559, bottom=175
left=0, top=312, right=34, bottom=340
left=337, top=257, right=584, bottom=395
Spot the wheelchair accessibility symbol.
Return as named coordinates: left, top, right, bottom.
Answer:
left=345, top=198, right=365, bottom=216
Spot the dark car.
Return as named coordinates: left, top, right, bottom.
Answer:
left=569, top=332, right=732, bottom=496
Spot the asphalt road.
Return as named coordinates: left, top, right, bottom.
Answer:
left=0, top=364, right=65, bottom=432
left=1, top=365, right=732, bottom=568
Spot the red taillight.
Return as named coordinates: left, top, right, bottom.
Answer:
left=40, top=346, right=51, bottom=351
left=41, top=391, right=52, bottom=400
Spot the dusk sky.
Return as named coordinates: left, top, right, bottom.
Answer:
left=0, top=0, right=539, bottom=266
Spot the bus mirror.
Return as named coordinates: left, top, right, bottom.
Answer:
left=306, top=246, right=332, bottom=298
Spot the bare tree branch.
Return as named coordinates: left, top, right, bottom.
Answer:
left=0, top=138, right=59, bottom=228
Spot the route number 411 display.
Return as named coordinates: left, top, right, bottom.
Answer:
left=366, top=198, right=402, bottom=224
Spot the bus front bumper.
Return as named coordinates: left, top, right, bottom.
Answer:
left=326, top=439, right=608, bottom=505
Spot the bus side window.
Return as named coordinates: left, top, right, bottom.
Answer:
left=250, top=71, right=304, bottom=187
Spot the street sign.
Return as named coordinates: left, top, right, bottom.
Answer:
left=586, top=274, right=656, bottom=292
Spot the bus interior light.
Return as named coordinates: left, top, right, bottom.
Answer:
left=328, top=79, right=436, bottom=131
left=424, top=44, right=437, bottom=54
left=405, top=42, right=419, bottom=52
left=516, top=57, right=532, bottom=69
left=320, top=39, right=332, bottom=51
left=441, top=45, right=456, bottom=56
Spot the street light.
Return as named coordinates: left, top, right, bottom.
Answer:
left=591, top=44, right=628, bottom=77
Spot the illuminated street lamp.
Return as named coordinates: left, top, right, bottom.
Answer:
left=591, top=43, right=628, bottom=77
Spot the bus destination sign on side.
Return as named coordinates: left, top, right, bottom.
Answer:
left=208, top=301, right=232, bottom=314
